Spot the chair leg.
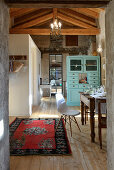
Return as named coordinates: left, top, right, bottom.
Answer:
left=86, top=112, right=88, bottom=121
left=73, top=116, right=81, bottom=132
left=99, top=126, right=102, bottom=149
left=56, top=115, right=62, bottom=131
left=85, top=112, right=86, bottom=124
left=86, top=106, right=89, bottom=121
left=69, top=116, right=72, bottom=136
left=84, top=106, right=86, bottom=125
left=65, top=115, right=67, bottom=125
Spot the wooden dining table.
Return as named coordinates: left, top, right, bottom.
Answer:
left=80, top=92, right=106, bottom=143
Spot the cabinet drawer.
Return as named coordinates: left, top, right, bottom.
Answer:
left=69, top=81, right=78, bottom=85
left=92, top=85, right=98, bottom=88
left=69, top=84, right=78, bottom=88
left=69, top=73, right=78, bottom=77
left=91, top=80, right=98, bottom=85
left=68, top=76, right=78, bottom=81
left=79, top=84, right=89, bottom=88
left=89, top=72, right=98, bottom=76
left=89, top=76, right=98, bottom=81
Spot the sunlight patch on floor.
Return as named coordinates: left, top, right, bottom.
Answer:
left=37, top=114, right=59, bottom=118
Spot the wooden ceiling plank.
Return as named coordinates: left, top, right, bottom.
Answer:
left=15, top=13, right=53, bottom=28
left=58, top=12, right=95, bottom=29
left=53, top=8, right=57, bottom=21
left=14, top=9, right=52, bottom=26
left=10, top=8, right=21, bottom=13
left=9, top=28, right=100, bottom=35
left=88, top=8, right=105, bottom=13
left=59, top=8, right=96, bottom=26
left=10, top=8, right=38, bottom=18
left=71, top=8, right=99, bottom=19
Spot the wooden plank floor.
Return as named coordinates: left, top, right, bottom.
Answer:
left=9, top=97, right=107, bottom=170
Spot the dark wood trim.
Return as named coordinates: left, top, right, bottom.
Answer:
left=6, top=1, right=110, bottom=8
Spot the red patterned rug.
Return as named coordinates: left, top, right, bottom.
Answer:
left=9, top=118, right=72, bottom=155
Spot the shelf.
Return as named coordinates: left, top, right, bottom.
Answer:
left=9, top=55, right=27, bottom=60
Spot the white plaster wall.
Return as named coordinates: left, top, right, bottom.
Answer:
left=33, top=48, right=41, bottom=105
left=9, top=34, right=29, bottom=56
left=9, top=34, right=29, bottom=116
left=9, top=34, right=41, bottom=116
left=29, top=36, right=41, bottom=114
left=96, top=10, right=106, bottom=86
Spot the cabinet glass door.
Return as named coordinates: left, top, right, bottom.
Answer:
left=85, top=59, right=97, bottom=71
left=70, top=59, right=82, bottom=71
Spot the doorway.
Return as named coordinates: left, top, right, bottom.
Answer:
left=1, top=0, right=111, bottom=169
left=49, top=54, right=63, bottom=95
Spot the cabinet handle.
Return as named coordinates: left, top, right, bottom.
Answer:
left=73, top=82, right=74, bottom=83
left=73, top=85, right=75, bottom=87
left=93, top=78, right=95, bottom=79
left=73, top=78, right=75, bottom=79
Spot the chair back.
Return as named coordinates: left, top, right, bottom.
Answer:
left=56, top=94, right=67, bottom=113
left=98, top=99, right=107, bottom=128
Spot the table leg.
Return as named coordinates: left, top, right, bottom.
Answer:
left=81, top=101, right=84, bottom=125
left=90, top=100, right=95, bottom=142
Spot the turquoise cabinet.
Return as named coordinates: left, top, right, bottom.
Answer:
left=68, top=57, right=83, bottom=72
left=66, top=55, right=100, bottom=106
left=84, top=58, right=99, bottom=72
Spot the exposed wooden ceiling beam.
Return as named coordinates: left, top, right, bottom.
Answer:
left=9, top=28, right=100, bottom=35
left=71, top=8, right=99, bottom=19
left=14, top=9, right=52, bottom=26
left=6, top=0, right=110, bottom=8
left=58, top=12, right=95, bottom=29
left=59, top=8, right=96, bottom=26
left=10, top=8, right=38, bottom=18
left=15, top=13, right=53, bottom=28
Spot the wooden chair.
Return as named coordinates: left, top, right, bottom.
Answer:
left=56, top=94, right=81, bottom=136
left=98, top=99, right=107, bottom=149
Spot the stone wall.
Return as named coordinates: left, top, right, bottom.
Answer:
left=41, top=53, right=49, bottom=84
left=0, top=0, right=9, bottom=170
left=106, top=1, right=114, bottom=169
left=31, top=35, right=96, bottom=84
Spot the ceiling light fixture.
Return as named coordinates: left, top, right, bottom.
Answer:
left=97, top=44, right=103, bottom=53
left=50, top=17, right=63, bottom=49
left=50, top=18, right=62, bottom=36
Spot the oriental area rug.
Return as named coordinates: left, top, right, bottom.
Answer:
left=9, top=118, right=71, bottom=156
